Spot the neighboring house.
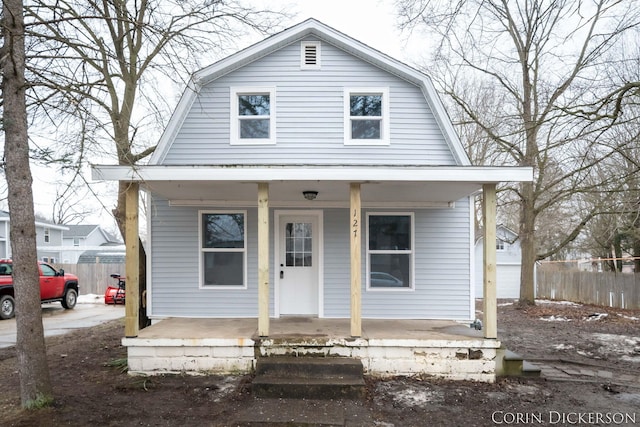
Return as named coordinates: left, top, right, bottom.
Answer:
left=93, top=19, right=532, bottom=381
left=61, top=225, right=125, bottom=264
left=0, top=213, right=124, bottom=264
left=475, top=225, right=522, bottom=299
left=0, top=210, right=68, bottom=262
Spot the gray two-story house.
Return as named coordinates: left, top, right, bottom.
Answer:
left=93, top=19, right=532, bottom=381
left=0, top=211, right=68, bottom=262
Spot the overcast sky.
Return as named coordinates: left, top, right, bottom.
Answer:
left=263, top=0, right=419, bottom=60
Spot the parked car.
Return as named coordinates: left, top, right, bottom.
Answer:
left=0, top=259, right=79, bottom=319
left=370, top=272, right=405, bottom=287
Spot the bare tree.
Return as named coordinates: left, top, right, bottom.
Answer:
left=1, top=0, right=53, bottom=408
left=23, top=0, right=286, bottom=326
left=396, top=0, right=640, bottom=305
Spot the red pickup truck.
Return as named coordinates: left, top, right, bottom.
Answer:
left=0, top=259, right=80, bottom=320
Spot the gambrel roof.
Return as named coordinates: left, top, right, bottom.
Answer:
left=150, top=18, right=469, bottom=166
left=93, top=19, right=532, bottom=204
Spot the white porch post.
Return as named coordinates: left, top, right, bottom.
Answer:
left=258, top=183, right=270, bottom=337
left=124, top=182, right=139, bottom=338
left=350, top=183, right=362, bottom=337
left=482, top=183, right=498, bottom=339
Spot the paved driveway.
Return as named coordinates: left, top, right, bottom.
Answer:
left=0, top=302, right=125, bottom=348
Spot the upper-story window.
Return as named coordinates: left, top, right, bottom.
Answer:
left=344, top=87, right=390, bottom=145
left=44, top=227, right=50, bottom=243
left=496, top=239, right=505, bottom=251
left=230, top=87, right=276, bottom=145
left=73, top=237, right=80, bottom=247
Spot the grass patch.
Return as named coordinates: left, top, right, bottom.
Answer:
left=105, top=358, right=128, bottom=373
left=24, top=393, right=54, bottom=410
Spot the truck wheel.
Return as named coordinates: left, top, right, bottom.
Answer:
left=61, top=288, right=77, bottom=309
left=0, top=295, right=15, bottom=319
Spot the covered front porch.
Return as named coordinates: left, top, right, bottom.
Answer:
left=123, top=317, right=500, bottom=382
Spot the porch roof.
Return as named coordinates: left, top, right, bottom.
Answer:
left=91, top=164, right=533, bottom=204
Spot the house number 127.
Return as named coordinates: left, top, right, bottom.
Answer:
left=352, top=209, right=358, bottom=238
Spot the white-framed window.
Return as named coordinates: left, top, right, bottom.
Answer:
left=230, top=87, right=276, bottom=145
left=73, top=237, right=80, bottom=247
left=301, top=41, right=321, bottom=69
left=199, top=210, right=247, bottom=289
left=344, top=87, right=390, bottom=145
left=496, top=239, right=505, bottom=251
left=44, top=227, right=50, bottom=243
left=366, top=212, right=414, bottom=290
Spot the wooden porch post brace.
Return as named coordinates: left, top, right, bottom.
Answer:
left=482, top=183, right=497, bottom=339
left=124, top=182, right=140, bottom=338
left=258, top=183, right=270, bottom=337
left=350, top=183, right=362, bottom=337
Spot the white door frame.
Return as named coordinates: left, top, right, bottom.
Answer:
left=274, top=210, right=324, bottom=318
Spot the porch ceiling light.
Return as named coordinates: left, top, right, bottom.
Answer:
left=303, top=190, right=318, bottom=201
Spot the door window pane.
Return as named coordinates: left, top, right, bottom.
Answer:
left=285, top=222, right=312, bottom=267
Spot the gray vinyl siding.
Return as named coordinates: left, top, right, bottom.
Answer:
left=149, top=196, right=274, bottom=318
left=161, top=39, right=457, bottom=166
left=150, top=196, right=471, bottom=320
left=323, top=200, right=471, bottom=320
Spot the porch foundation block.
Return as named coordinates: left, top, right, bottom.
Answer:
left=123, top=337, right=257, bottom=375
left=122, top=336, right=500, bottom=382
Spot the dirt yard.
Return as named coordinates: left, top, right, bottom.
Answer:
left=0, top=300, right=638, bottom=426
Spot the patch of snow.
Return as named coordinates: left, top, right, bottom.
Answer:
left=536, top=299, right=582, bottom=306
left=392, top=387, right=444, bottom=407
left=618, top=314, right=640, bottom=321
left=591, top=333, right=640, bottom=362
left=78, top=293, right=105, bottom=304
left=584, top=313, right=608, bottom=321
left=553, top=344, right=574, bottom=350
left=497, top=302, right=514, bottom=307
left=576, top=350, right=594, bottom=358
left=375, top=381, right=444, bottom=407
left=540, top=315, right=570, bottom=322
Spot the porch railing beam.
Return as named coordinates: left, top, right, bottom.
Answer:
left=124, top=182, right=140, bottom=338
left=482, top=183, right=497, bottom=339
left=258, top=183, right=270, bottom=337
left=350, top=183, right=362, bottom=337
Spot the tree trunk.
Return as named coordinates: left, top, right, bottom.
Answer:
left=1, top=0, right=54, bottom=407
left=519, top=181, right=536, bottom=306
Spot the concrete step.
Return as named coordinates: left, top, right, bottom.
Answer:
left=252, top=357, right=366, bottom=399
left=496, top=348, right=541, bottom=377
left=522, top=360, right=542, bottom=377
left=256, top=356, right=364, bottom=378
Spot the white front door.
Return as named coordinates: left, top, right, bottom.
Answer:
left=277, top=213, right=320, bottom=316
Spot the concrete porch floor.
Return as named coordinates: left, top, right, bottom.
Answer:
left=136, top=317, right=486, bottom=341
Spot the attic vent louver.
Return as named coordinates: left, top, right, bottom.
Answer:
left=301, top=41, right=321, bottom=69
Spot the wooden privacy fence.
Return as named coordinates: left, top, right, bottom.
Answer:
left=537, top=270, right=640, bottom=309
left=59, top=263, right=125, bottom=296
